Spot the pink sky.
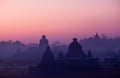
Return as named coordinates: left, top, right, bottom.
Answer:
left=0, top=0, right=120, bottom=44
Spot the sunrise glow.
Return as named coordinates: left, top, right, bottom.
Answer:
left=0, top=0, right=119, bottom=44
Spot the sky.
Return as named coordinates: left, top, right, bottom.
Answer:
left=0, top=0, right=120, bottom=44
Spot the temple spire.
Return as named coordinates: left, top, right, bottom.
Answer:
left=40, top=46, right=55, bottom=66
left=87, top=50, right=93, bottom=58
left=39, top=35, right=49, bottom=47
left=58, top=51, right=64, bottom=60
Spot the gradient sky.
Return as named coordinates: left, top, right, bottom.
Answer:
left=0, top=0, right=120, bottom=44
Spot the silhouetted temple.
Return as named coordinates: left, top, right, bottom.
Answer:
left=94, top=33, right=100, bottom=40
left=87, top=50, right=93, bottom=57
left=39, top=35, right=49, bottom=47
left=29, top=38, right=99, bottom=74
left=66, top=38, right=86, bottom=58
left=40, top=46, right=55, bottom=66
left=58, top=51, right=64, bottom=60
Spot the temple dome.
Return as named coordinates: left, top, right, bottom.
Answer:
left=66, top=38, right=86, bottom=58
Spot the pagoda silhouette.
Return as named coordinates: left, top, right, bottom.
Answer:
left=29, top=37, right=99, bottom=74
left=66, top=38, right=86, bottom=58
left=39, top=35, right=49, bottom=47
